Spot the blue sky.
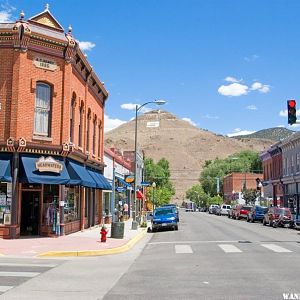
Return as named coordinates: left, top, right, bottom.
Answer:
left=2, top=0, right=300, bottom=136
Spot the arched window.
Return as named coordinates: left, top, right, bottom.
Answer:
left=70, top=93, right=76, bottom=144
left=93, top=116, right=97, bottom=155
left=98, top=119, right=102, bottom=157
left=78, top=102, right=84, bottom=147
left=34, top=83, right=51, bottom=136
left=86, top=109, right=91, bottom=152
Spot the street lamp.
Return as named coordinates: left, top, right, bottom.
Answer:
left=152, top=182, right=156, bottom=211
left=132, top=100, right=166, bottom=230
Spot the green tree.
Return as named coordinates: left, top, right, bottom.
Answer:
left=186, top=184, right=208, bottom=208
left=144, top=157, right=175, bottom=206
left=242, top=189, right=258, bottom=205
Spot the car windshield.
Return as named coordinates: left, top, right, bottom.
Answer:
left=256, top=206, right=268, bottom=212
left=154, top=209, right=174, bottom=216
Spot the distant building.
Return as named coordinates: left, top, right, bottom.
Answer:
left=223, top=172, right=263, bottom=204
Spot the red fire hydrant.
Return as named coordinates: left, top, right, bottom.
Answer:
left=100, top=226, right=108, bottom=242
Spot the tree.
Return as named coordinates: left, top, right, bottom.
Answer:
left=186, top=184, right=208, bottom=208
left=144, top=157, right=175, bottom=206
left=242, top=189, right=257, bottom=205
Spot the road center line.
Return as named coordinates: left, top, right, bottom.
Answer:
left=175, top=245, right=193, bottom=254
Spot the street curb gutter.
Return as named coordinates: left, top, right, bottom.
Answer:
left=38, top=229, right=147, bottom=258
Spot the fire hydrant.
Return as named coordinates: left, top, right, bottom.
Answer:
left=100, top=226, right=108, bottom=242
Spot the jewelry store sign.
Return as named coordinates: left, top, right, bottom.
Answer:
left=36, top=156, right=63, bottom=173
left=33, top=57, right=57, bottom=71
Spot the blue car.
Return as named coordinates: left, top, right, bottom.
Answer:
left=151, top=207, right=179, bottom=232
left=247, top=205, right=268, bottom=223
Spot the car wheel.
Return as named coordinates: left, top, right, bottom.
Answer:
left=175, top=225, right=178, bottom=231
left=236, top=216, right=240, bottom=220
left=263, top=218, right=266, bottom=226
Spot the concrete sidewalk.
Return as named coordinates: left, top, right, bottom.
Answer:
left=0, top=219, right=149, bottom=258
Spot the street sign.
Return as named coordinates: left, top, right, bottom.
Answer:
left=141, top=181, right=150, bottom=186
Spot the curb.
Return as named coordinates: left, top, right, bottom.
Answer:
left=37, top=228, right=147, bottom=258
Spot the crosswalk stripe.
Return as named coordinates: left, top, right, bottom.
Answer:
left=0, top=272, right=40, bottom=277
left=261, top=244, right=292, bottom=253
left=175, top=245, right=193, bottom=253
left=0, top=263, right=56, bottom=268
left=0, top=286, right=14, bottom=292
left=218, top=244, right=242, bottom=253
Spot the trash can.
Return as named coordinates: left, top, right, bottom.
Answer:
left=111, top=221, right=125, bottom=239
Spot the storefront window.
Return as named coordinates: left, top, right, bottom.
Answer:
left=64, top=186, right=80, bottom=223
left=42, top=184, right=59, bottom=227
left=103, top=191, right=111, bottom=216
left=0, top=183, right=12, bottom=225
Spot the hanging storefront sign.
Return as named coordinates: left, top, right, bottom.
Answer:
left=125, top=175, right=134, bottom=183
left=35, top=156, right=63, bottom=174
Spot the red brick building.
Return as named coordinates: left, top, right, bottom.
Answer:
left=223, top=172, right=263, bottom=203
left=0, top=7, right=111, bottom=238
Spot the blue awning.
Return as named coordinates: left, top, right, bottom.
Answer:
left=66, top=160, right=96, bottom=188
left=87, top=169, right=112, bottom=190
left=20, top=155, right=70, bottom=185
left=0, top=154, right=12, bottom=182
left=116, top=176, right=132, bottom=188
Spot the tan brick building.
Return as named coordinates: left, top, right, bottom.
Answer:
left=0, top=7, right=111, bottom=238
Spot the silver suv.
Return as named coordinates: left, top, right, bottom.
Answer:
left=217, top=204, right=231, bottom=216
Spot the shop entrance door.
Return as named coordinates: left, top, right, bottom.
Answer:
left=21, top=191, right=40, bottom=236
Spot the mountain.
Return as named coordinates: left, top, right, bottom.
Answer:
left=233, top=127, right=295, bottom=141
left=104, top=110, right=273, bottom=202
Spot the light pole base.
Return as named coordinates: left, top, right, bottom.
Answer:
left=131, top=220, right=138, bottom=230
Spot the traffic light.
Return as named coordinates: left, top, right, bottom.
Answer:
left=287, top=100, right=297, bottom=125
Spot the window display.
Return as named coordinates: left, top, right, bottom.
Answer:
left=0, top=183, right=12, bottom=225
left=64, top=186, right=80, bottom=223
left=43, top=185, right=59, bottom=233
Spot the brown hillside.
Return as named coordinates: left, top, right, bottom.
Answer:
left=104, top=110, right=273, bottom=202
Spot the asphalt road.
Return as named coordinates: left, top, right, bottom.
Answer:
left=1, top=211, right=300, bottom=300
left=104, top=210, right=300, bottom=300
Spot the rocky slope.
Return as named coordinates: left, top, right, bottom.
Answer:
left=104, top=110, right=273, bottom=202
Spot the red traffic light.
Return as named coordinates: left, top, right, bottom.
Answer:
left=288, top=100, right=296, bottom=108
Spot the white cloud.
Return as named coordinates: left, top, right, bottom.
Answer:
left=202, top=114, right=219, bottom=119
left=120, top=102, right=153, bottom=113
left=218, top=83, right=249, bottom=97
left=244, top=54, right=259, bottom=62
left=246, top=105, right=257, bottom=110
left=251, top=82, right=270, bottom=93
left=227, top=128, right=256, bottom=137
left=78, top=41, right=95, bottom=51
left=0, top=3, right=15, bottom=22
left=225, top=76, right=240, bottom=83
left=182, top=117, right=197, bottom=127
left=104, top=114, right=126, bottom=132
left=121, top=103, right=137, bottom=110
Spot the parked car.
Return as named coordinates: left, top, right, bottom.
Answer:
left=217, top=204, right=231, bottom=216
left=235, top=205, right=252, bottom=220
left=263, top=207, right=293, bottom=228
left=162, top=203, right=179, bottom=222
left=228, top=205, right=238, bottom=219
left=151, top=207, right=178, bottom=232
left=294, top=215, right=300, bottom=230
left=247, top=205, right=268, bottom=223
left=209, top=204, right=220, bottom=214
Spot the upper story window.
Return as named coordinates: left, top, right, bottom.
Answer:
left=86, top=109, right=91, bottom=153
left=98, top=120, right=102, bottom=158
left=93, top=116, right=97, bottom=155
left=34, top=83, right=51, bottom=136
left=70, top=94, right=76, bottom=144
left=78, top=103, right=84, bottom=148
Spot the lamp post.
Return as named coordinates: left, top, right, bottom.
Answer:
left=132, top=100, right=166, bottom=230
left=152, top=182, right=156, bottom=211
